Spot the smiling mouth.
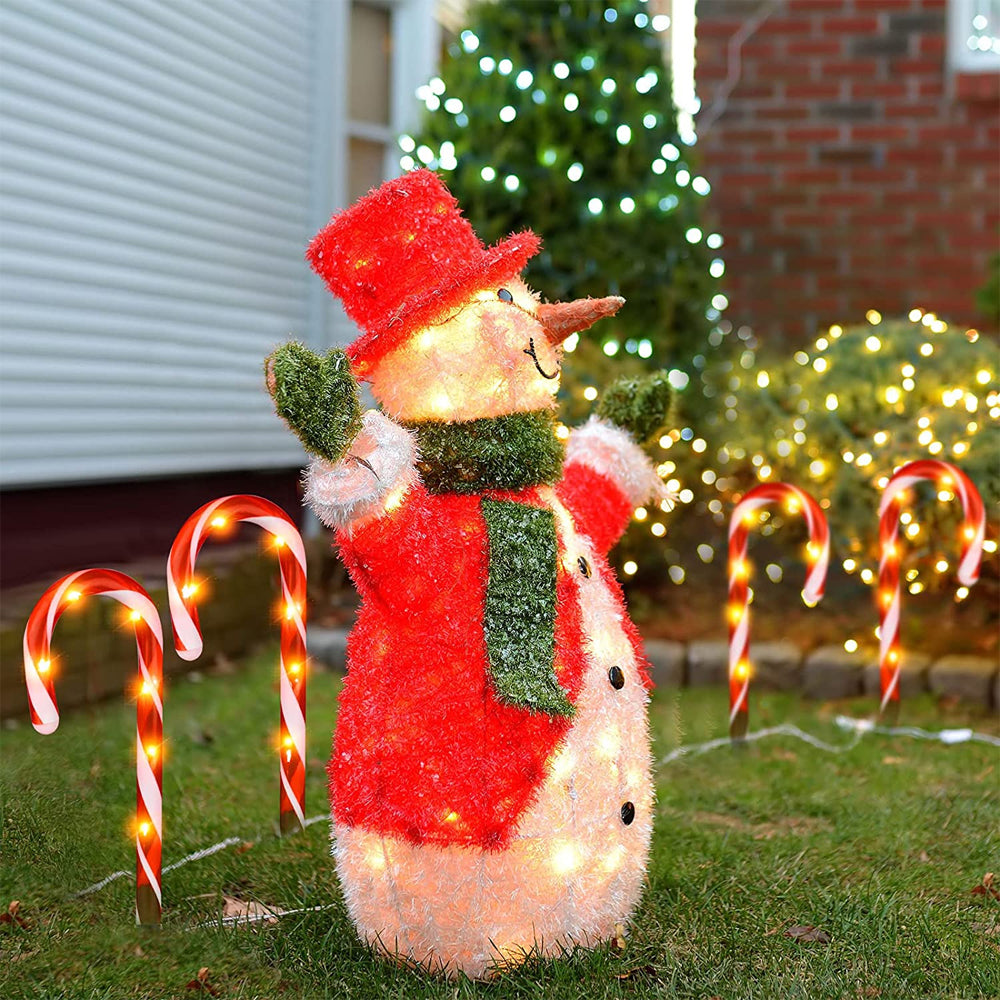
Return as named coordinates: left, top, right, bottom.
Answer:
left=523, top=337, right=559, bottom=380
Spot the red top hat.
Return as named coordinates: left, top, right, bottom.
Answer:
left=307, top=170, right=540, bottom=378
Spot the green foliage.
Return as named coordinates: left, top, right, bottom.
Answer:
left=596, top=369, right=672, bottom=444
left=482, top=498, right=572, bottom=716
left=405, top=0, right=717, bottom=400
left=976, top=250, right=999, bottom=324
left=406, top=410, right=565, bottom=493
left=266, top=343, right=362, bottom=462
left=677, top=316, right=999, bottom=585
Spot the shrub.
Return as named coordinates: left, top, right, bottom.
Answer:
left=669, top=313, right=999, bottom=592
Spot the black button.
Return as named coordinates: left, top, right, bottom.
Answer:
left=577, top=556, right=591, bottom=578
left=608, top=666, right=625, bottom=690
left=620, top=801, right=635, bottom=825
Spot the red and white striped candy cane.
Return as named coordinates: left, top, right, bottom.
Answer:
left=878, top=460, right=984, bottom=716
left=168, top=495, right=307, bottom=834
left=728, top=483, right=830, bottom=739
left=23, top=569, right=164, bottom=925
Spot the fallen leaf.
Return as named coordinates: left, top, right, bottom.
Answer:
left=133, top=946, right=145, bottom=958
left=784, top=925, right=831, bottom=944
left=770, top=748, right=798, bottom=762
left=185, top=967, right=219, bottom=995
left=971, top=872, right=1000, bottom=901
left=881, top=756, right=904, bottom=765
left=221, top=894, right=286, bottom=925
left=918, top=850, right=930, bottom=863
left=610, top=922, right=627, bottom=955
left=190, top=727, right=215, bottom=746
left=235, top=842, right=255, bottom=855
left=615, top=964, right=658, bottom=981
left=210, top=653, right=236, bottom=675
left=0, top=900, right=28, bottom=928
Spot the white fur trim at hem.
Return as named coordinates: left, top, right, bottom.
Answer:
left=565, top=416, right=669, bottom=507
left=304, top=410, right=418, bottom=530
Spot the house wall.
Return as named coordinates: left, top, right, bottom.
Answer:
left=694, top=0, right=999, bottom=341
left=0, top=0, right=437, bottom=591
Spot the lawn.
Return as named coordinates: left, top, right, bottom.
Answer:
left=1, top=645, right=998, bottom=1000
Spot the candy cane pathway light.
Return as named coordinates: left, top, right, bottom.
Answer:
left=878, top=460, right=984, bottom=719
left=728, top=484, right=830, bottom=739
left=23, top=569, right=164, bottom=926
left=168, top=495, right=308, bottom=835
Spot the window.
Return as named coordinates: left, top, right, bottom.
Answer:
left=308, top=0, right=437, bottom=351
left=348, top=3, right=394, bottom=202
left=949, top=0, right=1000, bottom=72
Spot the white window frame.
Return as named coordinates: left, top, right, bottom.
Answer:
left=948, top=0, right=1000, bottom=73
left=306, top=0, right=438, bottom=353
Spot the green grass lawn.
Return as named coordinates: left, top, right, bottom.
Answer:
left=2, top=646, right=998, bottom=999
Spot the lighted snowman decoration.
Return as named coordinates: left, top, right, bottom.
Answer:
left=267, top=170, right=673, bottom=977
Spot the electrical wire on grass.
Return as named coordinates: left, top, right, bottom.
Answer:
left=71, top=719, right=999, bottom=903
left=833, top=715, right=1000, bottom=747
left=192, top=902, right=338, bottom=930
left=74, top=819, right=329, bottom=896
left=660, top=715, right=1000, bottom=766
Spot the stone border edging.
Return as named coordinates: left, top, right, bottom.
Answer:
left=307, top=626, right=999, bottom=709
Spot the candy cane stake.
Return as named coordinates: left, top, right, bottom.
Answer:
left=168, top=495, right=307, bottom=835
left=728, top=484, right=830, bottom=740
left=878, top=460, right=984, bottom=719
left=23, top=569, right=164, bottom=926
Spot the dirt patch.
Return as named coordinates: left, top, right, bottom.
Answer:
left=689, top=811, right=833, bottom=841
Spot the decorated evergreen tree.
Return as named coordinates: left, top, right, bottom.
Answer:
left=403, top=0, right=719, bottom=421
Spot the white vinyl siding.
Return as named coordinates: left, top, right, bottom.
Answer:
left=0, top=0, right=436, bottom=488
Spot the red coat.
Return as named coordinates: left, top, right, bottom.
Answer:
left=329, top=458, right=651, bottom=850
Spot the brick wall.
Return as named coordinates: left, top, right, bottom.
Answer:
left=694, top=0, right=999, bottom=341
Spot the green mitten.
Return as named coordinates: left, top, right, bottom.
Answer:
left=596, top=370, right=673, bottom=445
left=265, top=343, right=363, bottom=462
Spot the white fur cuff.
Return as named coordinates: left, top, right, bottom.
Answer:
left=304, top=410, right=419, bottom=531
left=565, top=416, right=668, bottom=507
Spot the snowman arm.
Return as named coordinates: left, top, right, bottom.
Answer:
left=559, top=416, right=671, bottom=553
left=303, top=409, right=419, bottom=531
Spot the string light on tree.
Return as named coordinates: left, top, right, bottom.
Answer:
left=406, top=0, right=718, bottom=460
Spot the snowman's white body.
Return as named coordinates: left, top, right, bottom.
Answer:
left=308, top=420, right=660, bottom=978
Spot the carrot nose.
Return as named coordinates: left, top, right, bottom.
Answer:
left=536, top=296, right=625, bottom=346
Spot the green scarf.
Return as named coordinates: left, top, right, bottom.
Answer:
left=403, top=410, right=565, bottom=494
left=404, top=410, right=573, bottom=717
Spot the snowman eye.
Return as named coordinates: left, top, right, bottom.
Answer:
left=497, top=288, right=514, bottom=303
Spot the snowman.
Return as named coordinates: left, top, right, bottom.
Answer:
left=267, top=170, right=672, bottom=978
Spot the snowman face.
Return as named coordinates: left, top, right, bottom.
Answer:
left=369, top=277, right=563, bottom=422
